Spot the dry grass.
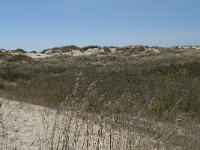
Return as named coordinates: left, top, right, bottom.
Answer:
left=0, top=46, right=200, bottom=149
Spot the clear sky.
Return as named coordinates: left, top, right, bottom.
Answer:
left=0, top=0, right=200, bottom=51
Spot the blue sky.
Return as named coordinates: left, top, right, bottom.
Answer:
left=0, top=0, right=200, bottom=51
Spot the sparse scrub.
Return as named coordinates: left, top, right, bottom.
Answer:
left=148, top=96, right=194, bottom=117
left=6, top=54, right=32, bottom=62
left=0, top=68, right=31, bottom=82
left=0, top=79, right=5, bottom=89
left=81, top=45, right=101, bottom=52
left=30, top=51, right=37, bottom=53
left=11, top=48, right=27, bottom=53
left=42, top=45, right=80, bottom=54
left=103, top=46, right=112, bottom=53
left=0, top=51, right=10, bottom=59
left=1, top=46, right=200, bottom=149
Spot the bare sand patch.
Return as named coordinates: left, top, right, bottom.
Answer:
left=0, top=98, right=166, bottom=150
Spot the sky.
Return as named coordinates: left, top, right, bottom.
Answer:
left=0, top=0, right=200, bottom=51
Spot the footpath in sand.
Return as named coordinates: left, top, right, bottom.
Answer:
left=0, top=98, right=166, bottom=150
left=0, top=98, right=199, bottom=150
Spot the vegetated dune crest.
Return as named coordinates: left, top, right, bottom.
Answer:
left=1, top=45, right=200, bottom=59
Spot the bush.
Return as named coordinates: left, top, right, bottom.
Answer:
left=121, top=93, right=142, bottom=111
left=148, top=95, right=199, bottom=117
left=59, top=45, right=80, bottom=52
left=81, top=45, right=101, bottom=52
left=166, top=68, right=191, bottom=81
left=103, top=47, right=111, bottom=53
left=42, top=45, right=80, bottom=53
left=52, top=82, right=68, bottom=103
left=6, top=54, right=32, bottom=62
left=0, top=51, right=10, bottom=59
left=30, top=51, right=37, bottom=53
left=11, top=48, right=27, bottom=53
left=0, top=79, right=5, bottom=89
left=0, top=69, right=31, bottom=82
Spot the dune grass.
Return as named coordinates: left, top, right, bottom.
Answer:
left=0, top=47, right=200, bottom=121
left=1, top=46, right=200, bottom=149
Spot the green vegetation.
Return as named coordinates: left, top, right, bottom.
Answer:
left=42, top=45, right=80, bottom=53
left=11, top=48, right=27, bottom=53
left=0, top=79, right=5, bottom=89
left=0, top=46, right=200, bottom=121
left=0, top=46, right=200, bottom=149
left=6, top=54, right=32, bottom=62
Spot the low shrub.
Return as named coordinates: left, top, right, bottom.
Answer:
left=103, top=47, right=111, bottom=53
left=0, top=69, right=31, bottom=82
left=6, top=54, right=32, bottom=62
left=166, top=68, right=191, bottom=81
left=11, top=48, right=27, bottom=53
left=148, top=95, right=200, bottom=117
left=121, top=93, right=143, bottom=111
left=0, top=51, right=9, bottom=59
left=81, top=45, right=101, bottom=52
left=0, top=79, right=5, bottom=89
left=30, top=51, right=37, bottom=53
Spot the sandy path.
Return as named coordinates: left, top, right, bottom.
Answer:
left=0, top=98, right=199, bottom=150
left=0, top=98, right=166, bottom=150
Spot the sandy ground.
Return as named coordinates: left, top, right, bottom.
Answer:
left=3, top=46, right=200, bottom=59
left=0, top=98, right=168, bottom=150
left=1, top=98, right=199, bottom=150
left=24, top=47, right=160, bottom=59
left=25, top=53, right=50, bottom=59
left=14, top=46, right=200, bottom=59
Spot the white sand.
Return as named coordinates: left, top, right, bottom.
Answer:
left=0, top=98, right=164, bottom=150
left=25, top=53, right=50, bottom=59
left=25, top=48, right=117, bottom=59
left=151, top=48, right=160, bottom=53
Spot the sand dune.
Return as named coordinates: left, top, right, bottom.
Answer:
left=0, top=98, right=166, bottom=150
